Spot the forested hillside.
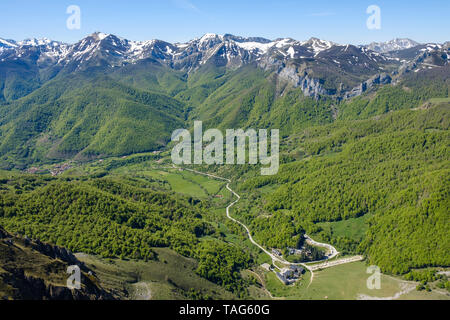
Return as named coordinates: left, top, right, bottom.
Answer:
left=237, top=101, right=449, bottom=274
left=0, top=173, right=252, bottom=295
left=0, top=71, right=185, bottom=169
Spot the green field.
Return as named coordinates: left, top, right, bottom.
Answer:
left=429, top=97, right=450, bottom=104
left=263, top=261, right=449, bottom=300
left=65, top=157, right=228, bottom=199
left=108, top=163, right=226, bottom=198
left=318, top=214, right=373, bottom=242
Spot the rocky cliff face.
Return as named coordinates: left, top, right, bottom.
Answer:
left=345, top=73, right=392, bottom=99
left=398, top=45, right=450, bottom=75
left=30, top=239, right=82, bottom=267
left=1, top=268, right=109, bottom=300
left=0, top=226, right=113, bottom=300
left=278, top=67, right=335, bottom=98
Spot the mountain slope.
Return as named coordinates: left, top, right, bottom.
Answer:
left=0, top=72, right=185, bottom=168
left=0, top=226, right=112, bottom=300
left=0, top=32, right=448, bottom=168
left=1, top=33, right=425, bottom=102
left=0, top=32, right=449, bottom=298
left=0, top=171, right=253, bottom=296
left=236, top=101, right=449, bottom=274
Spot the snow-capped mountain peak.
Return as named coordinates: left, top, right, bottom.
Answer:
left=1, top=32, right=447, bottom=100
left=0, top=33, right=342, bottom=71
left=301, top=37, right=336, bottom=54
left=366, top=38, right=420, bottom=53
left=198, top=33, right=223, bottom=42
left=2, top=32, right=444, bottom=80
left=0, top=38, right=17, bottom=48
left=18, top=38, right=58, bottom=47
left=91, top=32, right=110, bottom=41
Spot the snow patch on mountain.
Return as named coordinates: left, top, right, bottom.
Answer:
left=301, top=38, right=336, bottom=56
left=0, top=38, right=17, bottom=48
left=366, top=38, right=420, bottom=53
left=234, top=41, right=273, bottom=53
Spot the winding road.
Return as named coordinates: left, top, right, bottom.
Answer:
left=181, top=167, right=363, bottom=287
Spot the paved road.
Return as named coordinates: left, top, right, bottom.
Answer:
left=308, top=255, right=364, bottom=271
left=304, top=235, right=339, bottom=260
left=183, top=169, right=294, bottom=264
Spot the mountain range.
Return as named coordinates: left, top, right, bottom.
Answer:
left=0, top=34, right=443, bottom=68
left=0, top=33, right=448, bottom=168
left=0, top=33, right=448, bottom=100
left=0, top=33, right=448, bottom=104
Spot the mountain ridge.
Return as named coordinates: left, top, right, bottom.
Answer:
left=365, top=38, right=420, bottom=53
left=1, top=32, right=440, bottom=70
left=2, top=32, right=447, bottom=104
left=0, top=32, right=448, bottom=167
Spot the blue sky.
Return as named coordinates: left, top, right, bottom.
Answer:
left=0, top=0, right=449, bottom=44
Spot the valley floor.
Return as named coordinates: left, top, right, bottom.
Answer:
left=2, top=152, right=448, bottom=300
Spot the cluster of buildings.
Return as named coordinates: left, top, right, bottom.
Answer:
left=271, top=249, right=282, bottom=257
left=24, top=162, right=73, bottom=176
left=288, top=246, right=313, bottom=256
left=275, top=265, right=304, bottom=285
left=272, top=247, right=313, bottom=258
left=50, top=162, right=73, bottom=176
left=25, top=167, right=46, bottom=174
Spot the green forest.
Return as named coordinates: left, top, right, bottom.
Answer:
left=0, top=173, right=253, bottom=296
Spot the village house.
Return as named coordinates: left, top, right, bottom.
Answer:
left=288, top=247, right=303, bottom=255
left=272, top=249, right=282, bottom=257
left=276, top=265, right=304, bottom=285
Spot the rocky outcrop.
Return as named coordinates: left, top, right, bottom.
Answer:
left=31, top=239, right=83, bottom=269
left=345, top=73, right=392, bottom=99
left=0, top=226, right=113, bottom=300
left=0, top=228, right=7, bottom=239
left=278, top=66, right=336, bottom=98
left=1, top=268, right=110, bottom=300
left=398, top=45, right=450, bottom=75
